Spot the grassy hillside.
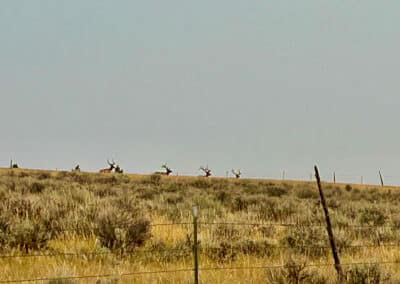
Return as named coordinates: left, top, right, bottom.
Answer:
left=1, top=168, right=400, bottom=283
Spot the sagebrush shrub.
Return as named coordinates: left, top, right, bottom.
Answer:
left=205, top=241, right=237, bottom=262
left=190, top=178, right=210, bottom=189
left=359, top=207, right=387, bottom=226
left=257, top=199, right=296, bottom=221
left=281, top=225, right=327, bottom=257
left=149, top=174, right=161, bottom=185
left=346, top=264, right=390, bottom=284
left=95, top=208, right=151, bottom=253
left=29, top=181, right=46, bottom=193
left=296, top=187, right=319, bottom=199
left=213, top=224, right=241, bottom=241
left=234, top=239, right=274, bottom=257
left=9, top=219, right=50, bottom=252
left=266, top=186, right=288, bottom=197
left=265, top=258, right=327, bottom=284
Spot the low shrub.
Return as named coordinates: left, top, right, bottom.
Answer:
left=257, top=199, right=296, bottom=221
left=95, top=208, right=151, bottom=253
left=190, top=178, right=210, bottom=189
left=296, top=187, right=319, bottom=199
left=359, top=207, right=387, bottom=226
left=8, top=219, right=50, bottom=252
left=346, top=264, right=390, bottom=284
left=281, top=225, right=327, bottom=257
left=205, top=241, right=237, bottom=262
left=266, top=186, right=288, bottom=197
left=149, top=174, right=161, bottom=185
left=234, top=239, right=274, bottom=257
left=212, top=224, right=241, bottom=242
left=29, top=182, right=46, bottom=193
left=265, top=258, right=327, bottom=284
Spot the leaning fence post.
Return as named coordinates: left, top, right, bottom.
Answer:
left=314, top=166, right=344, bottom=282
left=379, top=171, right=384, bottom=187
left=192, top=205, right=199, bottom=284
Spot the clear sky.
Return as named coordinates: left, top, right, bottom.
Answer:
left=1, top=1, right=399, bottom=184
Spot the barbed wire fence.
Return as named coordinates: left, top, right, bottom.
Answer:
left=2, top=167, right=400, bottom=282
left=2, top=224, right=400, bottom=281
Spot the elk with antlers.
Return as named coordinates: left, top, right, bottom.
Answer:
left=232, top=169, right=241, bottom=179
left=155, top=163, right=173, bottom=175
left=72, top=164, right=80, bottom=172
left=200, top=166, right=212, bottom=177
left=99, top=159, right=116, bottom=173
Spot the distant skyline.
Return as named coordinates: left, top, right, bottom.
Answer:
left=1, top=1, right=400, bottom=185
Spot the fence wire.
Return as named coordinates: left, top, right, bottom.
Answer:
left=1, top=261, right=400, bottom=283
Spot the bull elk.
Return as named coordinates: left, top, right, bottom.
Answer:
left=115, top=164, right=124, bottom=174
left=72, top=164, right=80, bottom=172
left=200, top=166, right=212, bottom=177
left=99, top=159, right=116, bottom=173
left=9, top=159, right=18, bottom=169
left=232, top=169, right=241, bottom=179
left=155, top=163, right=172, bottom=175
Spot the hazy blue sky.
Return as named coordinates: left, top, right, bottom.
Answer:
left=1, top=1, right=399, bottom=184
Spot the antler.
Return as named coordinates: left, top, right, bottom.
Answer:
left=106, top=159, right=116, bottom=170
left=107, top=159, right=116, bottom=166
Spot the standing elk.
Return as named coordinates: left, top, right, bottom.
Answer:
left=232, top=169, right=241, bottom=179
left=155, top=163, right=172, bottom=175
left=200, top=166, right=212, bottom=177
left=99, top=159, right=116, bottom=173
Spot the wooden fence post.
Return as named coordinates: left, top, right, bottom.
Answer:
left=192, top=205, right=199, bottom=284
left=314, top=166, right=345, bottom=282
left=333, top=172, right=336, bottom=184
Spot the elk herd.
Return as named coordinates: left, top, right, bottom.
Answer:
left=70, top=160, right=242, bottom=178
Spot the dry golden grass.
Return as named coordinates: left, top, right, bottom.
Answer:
left=1, top=168, right=400, bottom=283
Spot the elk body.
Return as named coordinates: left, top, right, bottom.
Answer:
left=72, top=164, right=80, bottom=172
left=200, top=166, right=212, bottom=177
left=155, top=163, right=172, bottom=175
left=232, top=169, right=241, bottom=179
left=115, top=165, right=124, bottom=174
left=99, top=160, right=116, bottom=173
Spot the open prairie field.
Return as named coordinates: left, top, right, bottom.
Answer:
left=1, top=168, right=400, bottom=283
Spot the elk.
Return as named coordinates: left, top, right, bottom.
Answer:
left=9, top=159, right=18, bottom=169
left=232, top=169, right=241, bottom=179
left=200, top=166, right=212, bottom=177
left=99, top=159, right=116, bottom=173
left=115, top=164, right=124, bottom=174
left=72, top=164, right=80, bottom=172
left=155, top=163, right=173, bottom=175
